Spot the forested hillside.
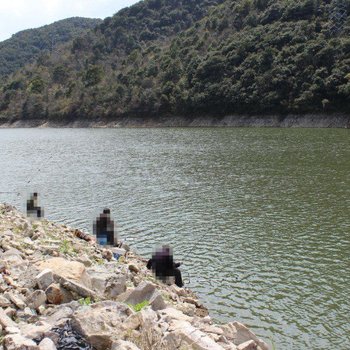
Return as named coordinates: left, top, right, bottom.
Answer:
left=0, top=0, right=349, bottom=123
left=0, top=17, right=102, bottom=78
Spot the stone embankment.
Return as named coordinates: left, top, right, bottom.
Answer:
left=0, top=204, right=270, bottom=350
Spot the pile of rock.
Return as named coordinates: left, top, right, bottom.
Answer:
left=0, top=203, right=270, bottom=350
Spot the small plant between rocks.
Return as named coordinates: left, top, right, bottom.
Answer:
left=78, top=297, right=92, bottom=306
left=59, top=239, right=73, bottom=254
left=128, top=300, right=150, bottom=312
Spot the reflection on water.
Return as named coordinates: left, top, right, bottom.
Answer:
left=0, top=127, right=349, bottom=349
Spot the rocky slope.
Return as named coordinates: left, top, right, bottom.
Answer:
left=0, top=203, right=270, bottom=350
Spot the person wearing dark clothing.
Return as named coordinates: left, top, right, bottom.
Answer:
left=147, top=245, right=183, bottom=288
left=93, top=208, right=116, bottom=246
left=26, top=192, right=43, bottom=218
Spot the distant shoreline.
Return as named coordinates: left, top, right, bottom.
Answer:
left=0, top=114, right=349, bottom=128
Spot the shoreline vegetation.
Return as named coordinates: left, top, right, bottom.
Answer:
left=0, top=203, right=270, bottom=350
left=0, top=114, right=349, bottom=128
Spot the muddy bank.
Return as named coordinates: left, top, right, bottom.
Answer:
left=0, top=114, right=349, bottom=128
left=0, top=204, right=270, bottom=350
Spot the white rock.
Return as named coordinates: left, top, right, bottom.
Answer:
left=168, top=320, right=225, bottom=350
left=0, top=308, right=17, bottom=328
left=158, top=307, right=192, bottom=323
left=231, top=322, right=269, bottom=350
left=3, top=334, right=39, bottom=350
left=176, top=302, right=196, bottom=316
left=20, top=321, right=52, bottom=339
left=39, top=338, right=57, bottom=350
left=237, top=340, right=258, bottom=350
left=4, top=326, right=20, bottom=334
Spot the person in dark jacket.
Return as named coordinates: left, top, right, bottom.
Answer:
left=93, top=208, right=116, bottom=246
left=147, top=245, right=183, bottom=288
left=26, top=192, right=43, bottom=218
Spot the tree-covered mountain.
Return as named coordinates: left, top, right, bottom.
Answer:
left=0, top=0, right=349, bottom=123
left=0, top=17, right=102, bottom=78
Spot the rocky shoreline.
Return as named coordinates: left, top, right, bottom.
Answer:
left=0, top=203, right=270, bottom=350
left=0, top=114, right=349, bottom=128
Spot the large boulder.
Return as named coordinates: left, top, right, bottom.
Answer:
left=71, top=301, right=132, bottom=350
left=36, top=258, right=92, bottom=288
left=124, top=281, right=166, bottom=311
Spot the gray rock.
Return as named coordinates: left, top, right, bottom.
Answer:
left=0, top=296, right=11, bottom=308
left=1, top=248, right=23, bottom=262
left=26, top=290, right=47, bottom=310
left=45, top=306, right=74, bottom=326
left=90, top=276, right=106, bottom=293
left=5, top=292, right=26, bottom=310
left=124, top=281, right=166, bottom=311
left=35, top=269, right=54, bottom=291
left=105, top=275, right=126, bottom=298
left=59, top=277, right=96, bottom=300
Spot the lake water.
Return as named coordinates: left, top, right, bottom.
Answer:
left=0, top=128, right=349, bottom=349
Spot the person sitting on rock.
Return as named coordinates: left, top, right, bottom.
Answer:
left=26, top=192, right=43, bottom=218
left=147, top=245, right=183, bottom=288
left=93, top=208, right=116, bottom=246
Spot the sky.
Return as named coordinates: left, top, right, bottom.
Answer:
left=0, top=0, right=139, bottom=42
